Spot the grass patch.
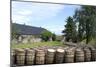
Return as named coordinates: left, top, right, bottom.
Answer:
left=11, top=41, right=64, bottom=49
left=79, top=38, right=96, bottom=47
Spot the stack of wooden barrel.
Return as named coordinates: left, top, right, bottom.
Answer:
left=11, top=45, right=96, bottom=66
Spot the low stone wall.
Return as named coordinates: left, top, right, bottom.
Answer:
left=11, top=45, right=96, bottom=66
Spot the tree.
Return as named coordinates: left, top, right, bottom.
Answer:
left=62, top=16, right=77, bottom=42
left=74, top=8, right=86, bottom=42
left=41, top=30, right=52, bottom=41
left=74, top=5, right=96, bottom=44
left=11, top=23, right=20, bottom=39
left=52, top=33, right=56, bottom=41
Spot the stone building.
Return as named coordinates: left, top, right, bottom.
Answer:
left=11, top=23, right=46, bottom=44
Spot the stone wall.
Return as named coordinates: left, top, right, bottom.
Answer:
left=11, top=35, right=42, bottom=44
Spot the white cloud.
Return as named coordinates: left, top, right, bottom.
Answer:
left=12, top=1, right=65, bottom=24
left=42, top=25, right=65, bottom=35
left=13, top=15, right=28, bottom=22
left=31, top=3, right=65, bottom=18
left=18, top=10, right=32, bottom=15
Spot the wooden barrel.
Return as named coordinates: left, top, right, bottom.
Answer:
left=75, top=48, right=84, bottom=62
left=64, top=48, right=75, bottom=63
left=46, top=49, right=56, bottom=64
left=16, top=49, right=25, bottom=66
left=55, top=49, right=65, bottom=63
left=11, top=49, right=16, bottom=66
left=89, top=47, right=96, bottom=61
left=26, top=49, right=35, bottom=65
left=24, top=48, right=31, bottom=64
left=35, top=49, right=45, bottom=65
left=14, top=48, right=20, bottom=64
left=83, top=47, right=91, bottom=62
left=63, top=47, right=69, bottom=50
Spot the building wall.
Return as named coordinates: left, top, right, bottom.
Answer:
left=11, top=35, right=42, bottom=44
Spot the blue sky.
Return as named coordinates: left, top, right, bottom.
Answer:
left=12, top=1, right=80, bottom=35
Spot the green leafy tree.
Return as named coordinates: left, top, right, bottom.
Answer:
left=52, top=33, right=56, bottom=41
left=74, top=5, right=96, bottom=44
left=41, top=30, right=52, bottom=41
left=62, top=16, right=77, bottom=42
left=11, top=23, right=20, bottom=39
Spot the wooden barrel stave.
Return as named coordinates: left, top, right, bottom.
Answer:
left=75, top=48, right=84, bottom=62
left=26, top=49, right=35, bottom=65
left=64, top=48, right=75, bottom=63
left=16, top=49, right=25, bottom=66
left=46, top=49, right=56, bottom=64
left=35, top=49, right=45, bottom=65
left=55, top=49, right=65, bottom=63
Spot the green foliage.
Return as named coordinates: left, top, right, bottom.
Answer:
left=11, top=24, right=20, bottom=39
left=41, top=30, right=52, bottom=41
left=74, top=5, right=96, bottom=44
left=56, top=35, right=63, bottom=42
left=52, top=33, right=56, bottom=41
left=62, top=16, right=77, bottom=42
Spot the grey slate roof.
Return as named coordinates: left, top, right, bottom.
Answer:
left=12, top=23, right=46, bottom=35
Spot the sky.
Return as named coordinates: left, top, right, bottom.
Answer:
left=12, top=1, right=80, bottom=35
